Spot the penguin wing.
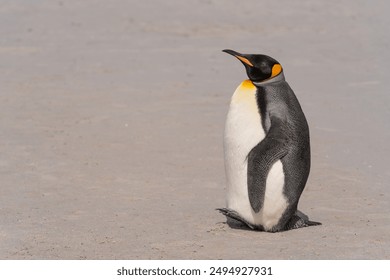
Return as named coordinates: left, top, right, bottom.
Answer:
left=247, top=123, right=289, bottom=213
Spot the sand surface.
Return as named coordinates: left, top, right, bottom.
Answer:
left=0, top=0, right=389, bottom=259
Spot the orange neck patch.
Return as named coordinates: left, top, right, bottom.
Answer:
left=231, top=79, right=258, bottom=109
left=240, top=79, right=256, bottom=90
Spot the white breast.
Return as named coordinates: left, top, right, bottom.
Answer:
left=224, top=80, right=287, bottom=230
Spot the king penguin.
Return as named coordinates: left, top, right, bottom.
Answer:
left=218, top=49, right=321, bottom=232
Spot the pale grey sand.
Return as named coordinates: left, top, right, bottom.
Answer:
left=0, top=0, right=389, bottom=259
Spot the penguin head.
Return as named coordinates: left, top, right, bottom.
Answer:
left=223, top=49, right=283, bottom=83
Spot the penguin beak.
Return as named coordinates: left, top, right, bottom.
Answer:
left=222, top=49, right=254, bottom=67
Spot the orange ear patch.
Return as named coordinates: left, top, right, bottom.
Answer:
left=236, top=56, right=254, bottom=67
left=271, top=64, right=282, bottom=78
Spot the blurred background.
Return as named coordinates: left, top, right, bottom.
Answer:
left=0, top=0, right=389, bottom=259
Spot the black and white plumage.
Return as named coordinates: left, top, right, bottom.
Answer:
left=218, top=49, right=321, bottom=232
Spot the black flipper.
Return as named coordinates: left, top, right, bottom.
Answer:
left=247, top=120, right=289, bottom=213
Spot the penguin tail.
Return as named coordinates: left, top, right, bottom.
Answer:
left=306, top=220, right=322, bottom=227
left=295, top=210, right=321, bottom=227
left=286, top=215, right=322, bottom=230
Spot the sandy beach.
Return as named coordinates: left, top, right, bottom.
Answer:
left=0, top=0, right=389, bottom=259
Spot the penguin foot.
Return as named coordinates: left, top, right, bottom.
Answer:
left=217, top=208, right=321, bottom=232
left=216, top=208, right=257, bottom=230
